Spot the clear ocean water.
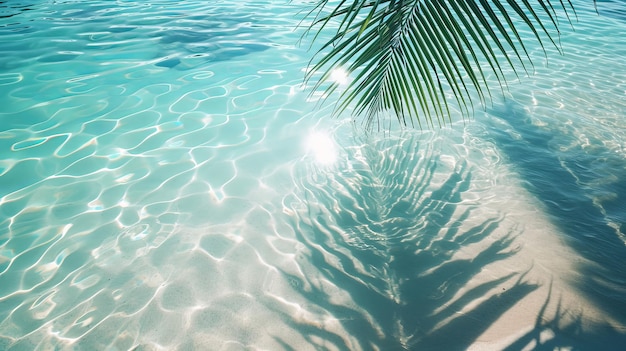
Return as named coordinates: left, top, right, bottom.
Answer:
left=1, top=0, right=625, bottom=350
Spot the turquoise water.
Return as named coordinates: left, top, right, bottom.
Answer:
left=1, top=0, right=625, bottom=350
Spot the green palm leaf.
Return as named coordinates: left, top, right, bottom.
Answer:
left=302, top=0, right=574, bottom=129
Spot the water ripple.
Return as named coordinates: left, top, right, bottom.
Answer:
left=1, top=0, right=625, bottom=350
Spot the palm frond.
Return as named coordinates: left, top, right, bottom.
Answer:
left=302, top=0, right=574, bottom=129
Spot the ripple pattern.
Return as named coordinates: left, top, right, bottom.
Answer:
left=1, top=0, right=626, bottom=350
left=284, top=128, right=526, bottom=349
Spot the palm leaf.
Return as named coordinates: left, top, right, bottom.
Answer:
left=302, top=0, right=575, bottom=129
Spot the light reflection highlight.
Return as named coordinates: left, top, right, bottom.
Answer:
left=306, top=131, right=338, bottom=165
left=330, top=67, right=350, bottom=86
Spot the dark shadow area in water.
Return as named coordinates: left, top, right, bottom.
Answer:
left=0, top=2, right=271, bottom=67
left=153, top=23, right=271, bottom=67
left=0, top=1, right=34, bottom=20
left=277, top=136, right=538, bottom=350
left=597, top=0, right=626, bottom=22
left=487, top=101, right=626, bottom=344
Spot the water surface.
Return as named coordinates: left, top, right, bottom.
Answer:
left=1, top=0, right=625, bottom=350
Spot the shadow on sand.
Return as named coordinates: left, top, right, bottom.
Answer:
left=273, top=133, right=539, bottom=350
left=487, top=101, right=626, bottom=348
left=503, top=279, right=626, bottom=350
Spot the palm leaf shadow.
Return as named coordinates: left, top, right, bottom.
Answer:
left=503, top=278, right=626, bottom=350
left=273, top=132, right=538, bottom=350
left=486, top=101, right=626, bottom=328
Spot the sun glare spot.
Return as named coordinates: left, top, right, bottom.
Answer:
left=330, top=67, right=349, bottom=86
left=307, top=131, right=338, bottom=165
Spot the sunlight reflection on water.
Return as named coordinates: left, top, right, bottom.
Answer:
left=0, top=0, right=625, bottom=350
left=306, top=130, right=338, bottom=166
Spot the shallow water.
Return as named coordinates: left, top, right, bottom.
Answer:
left=1, top=0, right=625, bottom=350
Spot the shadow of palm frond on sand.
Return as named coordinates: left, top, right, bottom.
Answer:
left=277, top=131, right=536, bottom=350
left=502, top=279, right=626, bottom=350
left=486, top=101, right=626, bottom=348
